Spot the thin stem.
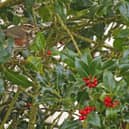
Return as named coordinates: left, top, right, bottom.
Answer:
left=0, top=90, right=20, bottom=129
left=56, top=14, right=82, bottom=56
left=73, top=32, right=113, bottom=50
left=27, top=80, right=39, bottom=129
left=27, top=104, right=38, bottom=129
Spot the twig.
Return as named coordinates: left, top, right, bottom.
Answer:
left=73, top=32, right=113, bottom=50
left=56, top=14, right=82, bottom=56
left=0, top=90, right=20, bottom=129
left=27, top=104, right=38, bottom=129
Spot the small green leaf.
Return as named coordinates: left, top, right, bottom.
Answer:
left=77, top=90, right=89, bottom=107
left=87, top=112, right=101, bottom=127
left=38, top=6, right=52, bottom=22
left=123, top=50, right=129, bottom=58
left=0, top=31, right=5, bottom=42
left=54, top=0, right=67, bottom=20
left=81, top=49, right=92, bottom=65
left=103, top=71, right=116, bottom=91
left=75, top=58, right=88, bottom=77
left=0, top=38, right=13, bottom=64
left=119, top=1, right=129, bottom=21
left=106, top=109, right=119, bottom=119
left=30, top=32, right=46, bottom=52
left=3, top=68, right=32, bottom=88
left=27, top=56, right=43, bottom=73
left=60, top=120, right=82, bottom=129
left=113, top=39, right=123, bottom=51
left=89, top=57, right=102, bottom=76
left=102, top=59, right=117, bottom=70
left=0, top=78, right=4, bottom=93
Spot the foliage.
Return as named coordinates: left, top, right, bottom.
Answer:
left=0, top=0, right=129, bottom=129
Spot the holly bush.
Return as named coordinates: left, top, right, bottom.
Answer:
left=0, top=0, right=129, bottom=129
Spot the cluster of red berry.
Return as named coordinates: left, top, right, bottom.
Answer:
left=83, top=76, right=98, bottom=88
left=79, top=106, right=96, bottom=120
left=104, top=96, right=120, bottom=108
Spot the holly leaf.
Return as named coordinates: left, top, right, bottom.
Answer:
left=3, top=68, right=33, bottom=88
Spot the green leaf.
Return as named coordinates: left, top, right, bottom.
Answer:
left=0, top=38, right=13, bottom=64
left=0, top=78, right=4, bottom=93
left=75, top=58, right=88, bottom=77
left=103, top=71, right=116, bottom=91
left=0, top=49, right=10, bottom=64
left=60, top=120, right=82, bottom=129
left=38, top=6, right=52, bottom=22
left=27, top=56, right=43, bottom=73
left=102, top=59, right=117, bottom=70
left=61, top=49, right=77, bottom=67
left=0, top=31, right=5, bottom=42
left=106, top=109, right=119, bottom=119
left=54, top=0, right=67, bottom=20
left=81, top=49, right=92, bottom=65
left=119, top=64, right=129, bottom=70
left=87, top=112, right=101, bottom=127
left=30, top=32, right=46, bottom=52
left=113, top=39, right=123, bottom=51
left=3, top=68, right=32, bottom=88
left=89, top=57, right=102, bottom=76
left=77, top=90, right=89, bottom=107
left=119, top=1, right=129, bottom=21
left=116, top=29, right=129, bottom=39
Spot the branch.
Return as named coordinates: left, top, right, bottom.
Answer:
left=0, top=90, right=20, bottom=129
left=27, top=104, right=38, bottom=129
left=72, top=32, right=113, bottom=50
left=56, top=14, right=82, bottom=56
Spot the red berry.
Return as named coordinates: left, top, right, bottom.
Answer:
left=47, top=50, right=52, bottom=56
left=84, top=106, right=93, bottom=114
left=79, top=115, right=86, bottom=120
left=83, top=76, right=98, bottom=88
left=79, top=109, right=86, bottom=115
left=104, top=96, right=113, bottom=108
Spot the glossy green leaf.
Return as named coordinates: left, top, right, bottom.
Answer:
left=106, top=109, right=119, bottom=119
left=54, top=0, right=67, bottom=20
left=60, top=120, right=82, bottom=129
left=0, top=38, right=13, bottom=64
left=75, top=58, right=88, bottom=77
left=3, top=68, right=33, bottom=88
left=115, top=29, right=129, bottom=39
left=38, top=6, right=52, bottom=22
left=87, top=112, right=101, bottom=127
left=0, top=31, right=5, bottom=42
left=113, top=39, right=123, bottom=51
left=81, top=49, right=92, bottom=65
left=102, top=59, right=117, bottom=70
left=77, top=90, right=89, bottom=107
left=89, top=57, right=102, bottom=76
left=27, top=56, right=43, bottom=73
left=30, top=32, right=46, bottom=52
left=0, top=78, right=4, bottom=93
left=103, top=71, right=116, bottom=91
left=119, top=1, right=129, bottom=21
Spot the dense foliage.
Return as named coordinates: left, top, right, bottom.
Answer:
left=0, top=0, right=129, bottom=129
